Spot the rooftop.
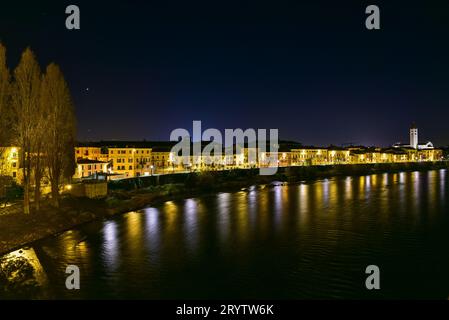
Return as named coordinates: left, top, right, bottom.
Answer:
left=76, top=159, right=107, bottom=164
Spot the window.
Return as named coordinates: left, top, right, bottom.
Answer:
left=12, top=162, right=16, bottom=168
left=12, top=172, right=16, bottom=178
left=129, top=165, right=133, bottom=170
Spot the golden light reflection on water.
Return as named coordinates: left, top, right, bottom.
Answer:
left=93, top=170, right=449, bottom=265
left=217, top=192, right=231, bottom=245
left=247, top=187, right=258, bottom=227
left=126, top=212, right=143, bottom=251
left=314, top=181, right=323, bottom=212
left=235, top=191, right=249, bottom=243
left=76, top=242, right=88, bottom=261
left=329, top=179, right=337, bottom=209
left=163, top=200, right=180, bottom=236
left=428, top=171, right=436, bottom=213
left=298, top=183, right=309, bottom=225
left=67, top=171, right=449, bottom=265
left=413, top=171, right=420, bottom=210
left=344, top=177, right=352, bottom=201
left=371, top=174, right=377, bottom=187
left=440, top=169, right=446, bottom=202
left=3, top=170, right=447, bottom=299
left=358, top=175, right=364, bottom=195
left=257, top=188, right=270, bottom=236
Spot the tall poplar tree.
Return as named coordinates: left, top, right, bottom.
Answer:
left=11, top=48, right=41, bottom=214
left=41, top=63, right=76, bottom=208
left=0, top=43, right=11, bottom=194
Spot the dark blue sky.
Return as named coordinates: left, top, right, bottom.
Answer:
left=1, top=0, right=449, bottom=146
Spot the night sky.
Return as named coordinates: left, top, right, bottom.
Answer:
left=1, top=0, right=448, bottom=146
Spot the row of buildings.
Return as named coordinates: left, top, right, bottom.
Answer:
left=0, top=125, right=445, bottom=183
left=71, top=142, right=443, bottom=180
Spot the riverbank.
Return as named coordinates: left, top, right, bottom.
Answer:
left=1, top=161, right=448, bottom=255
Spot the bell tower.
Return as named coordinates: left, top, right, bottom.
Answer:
left=410, top=122, right=418, bottom=149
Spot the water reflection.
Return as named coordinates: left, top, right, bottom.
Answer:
left=183, top=198, right=199, bottom=253
left=440, top=169, right=447, bottom=205
left=3, top=170, right=449, bottom=299
left=298, top=183, right=309, bottom=225
left=273, top=186, right=282, bottom=229
left=102, top=221, right=118, bottom=273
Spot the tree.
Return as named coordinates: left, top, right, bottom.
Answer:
left=0, top=43, right=11, bottom=176
left=41, top=63, right=76, bottom=208
left=11, top=48, right=41, bottom=214
left=32, top=80, right=47, bottom=211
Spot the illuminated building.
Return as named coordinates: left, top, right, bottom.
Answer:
left=291, top=147, right=328, bottom=166
left=74, top=159, right=109, bottom=180
left=0, top=136, right=445, bottom=184
left=393, top=123, right=434, bottom=150
left=0, top=147, right=20, bottom=180
left=108, top=146, right=152, bottom=178
left=75, top=146, right=104, bottom=161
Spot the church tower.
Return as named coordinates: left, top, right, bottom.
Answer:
left=410, top=122, right=418, bottom=149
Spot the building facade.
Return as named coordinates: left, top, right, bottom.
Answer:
left=1, top=137, right=445, bottom=184
left=108, top=147, right=153, bottom=178
left=0, top=147, right=19, bottom=180
left=74, top=159, right=108, bottom=180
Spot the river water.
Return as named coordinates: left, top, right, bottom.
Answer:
left=2, top=170, right=449, bottom=299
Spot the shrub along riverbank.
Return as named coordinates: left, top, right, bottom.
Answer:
left=1, top=161, right=448, bottom=255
